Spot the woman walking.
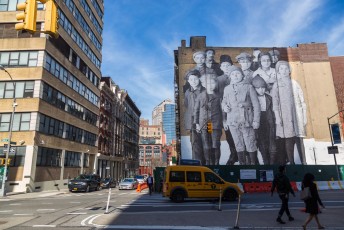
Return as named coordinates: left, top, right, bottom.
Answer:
left=302, top=173, right=325, bottom=229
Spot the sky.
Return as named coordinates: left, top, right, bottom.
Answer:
left=101, top=0, right=344, bottom=122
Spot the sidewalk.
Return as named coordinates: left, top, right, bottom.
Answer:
left=0, top=188, right=69, bottom=200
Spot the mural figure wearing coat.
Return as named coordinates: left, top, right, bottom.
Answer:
left=184, top=69, right=205, bottom=163
left=222, top=66, right=261, bottom=165
left=253, top=52, right=277, bottom=92
left=194, top=73, right=223, bottom=165
left=252, top=75, right=277, bottom=165
left=272, top=61, right=300, bottom=165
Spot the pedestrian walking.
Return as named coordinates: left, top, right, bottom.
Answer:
left=302, top=173, right=325, bottom=229
left=147, top=173, right=154, bottom=195
left=271, top=165, right=295, bottom=224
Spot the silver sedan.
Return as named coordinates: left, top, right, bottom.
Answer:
left=118, top=178, right=139, bottom=190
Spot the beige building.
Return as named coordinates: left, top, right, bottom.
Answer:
left=0, top=1, right=103, bottom=193
left=152, top=98, right=173, bottom=125
left=174, top=36, right=343, bottom=165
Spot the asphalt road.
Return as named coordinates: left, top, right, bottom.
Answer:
left=1, top=189, right=344, bottom=229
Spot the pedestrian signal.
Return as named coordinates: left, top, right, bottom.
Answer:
left=0, top=158, right=11, bottom=166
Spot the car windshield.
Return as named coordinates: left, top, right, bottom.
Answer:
left=123, top=178, right=134, bottom=182
left=74, top=175, right=91, bottom=180
left=101, top=178, right=111, bottom=182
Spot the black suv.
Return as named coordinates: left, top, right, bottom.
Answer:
left=68, top=174, right=101, bottom=192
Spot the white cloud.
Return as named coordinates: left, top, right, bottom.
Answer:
left=327, top=17, right=344, bottom=55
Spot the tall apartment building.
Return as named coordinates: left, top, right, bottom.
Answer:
left=152, top=98, right=173, bottom=125
left=0, top=0, right=103, bottom=193
left=162, top=103, right=176, bottom=145
left=139, top=118, right=163, bottom=144
left=98, top=77, right=126, bottom=182
left=122, top=94, right=141, bottom=177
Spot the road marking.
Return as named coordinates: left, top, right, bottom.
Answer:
left=32, top=225, right=56, bottom=227
left=70, top=201, right=81, bottom=203
left=67, top=212, right=87, bottom=215
left=37, top=209, right=55, bottom=211
left=14, top=214, right=34, bottom=216
left=41, top=203, right=53, bottom=204
left=9, top=203, right=21, bottom=205
left=81, top=214, right=101, bottom=226
left=0, top=210, right=12, bottom=213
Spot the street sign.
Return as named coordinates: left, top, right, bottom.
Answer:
left=328, top=146, right=339, bottom=154
left=1, top=138, right=9, bottom=142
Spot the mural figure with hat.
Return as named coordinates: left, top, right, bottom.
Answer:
left=183, top=69, right=205, bottom=163
left=252, top=74, right=277, bottom=165
left=253, top=52, right=277, bottom=92
left=236, top=52, right=254, bottom=83
left=217, top=55, right=238, bottom=165
left=205, top=49, right=223, bottom=76
left=272, top=61, right=306, bottom=165
left=222, top=66, right=260, bottom=165
left=194, top=73, right=223, bottom=165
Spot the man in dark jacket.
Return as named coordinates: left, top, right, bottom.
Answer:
left=271, top=165, right=295, bottom=224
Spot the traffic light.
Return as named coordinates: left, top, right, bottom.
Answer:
left=0, top=158, right=11, bottom=166
left=15, top=0, right=37, bottom=33
left=207, top=122, right=213, bottom=133
left=44, top=0, right=59, bottom=38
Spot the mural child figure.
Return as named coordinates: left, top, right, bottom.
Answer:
left=205, top=49, right=223, bottom=76
left=183, top=69, right=205, bottom=164
left=236, top=52, right=254, bottom=83
left=217, top=55, right=238, bottom=165
left=252, top=75, right=277, bottom=165
left=251, top=48, right=261, bottom=71
left=272, top=61, right=300, bottom=165
left=253, top=52, right=277, bottom=92
left=269, top=49, right=280, bottom=68
left=194, top=73, right=223, bottom=165
left=222, top=66, right=260, bottom=165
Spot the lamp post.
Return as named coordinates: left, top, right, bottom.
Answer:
left=0, top=65, right=17, bottom=197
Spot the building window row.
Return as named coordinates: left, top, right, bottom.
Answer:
left=0, top=81, right=34, bottom=99
left=44, top=53, right=99, bottom=106
left=0, top=112, right=30, bottom=132
left=58, top=9, right=101, bottom=69
left=89, top=0, right=103, bottom=20
left=0, top=146, right=26, bottom=166
left=0, top=1, right=43, bottom=11
left=48, top=36, right=99, bottom=88
left=0, top=51, right=38, bottom=67
left=38, top=113, right=97, bottom=146
left=42, top=82, right=98, bottom=126
left=63, top=0, right=102, bottom=50
left=37, top=147, right=61, bottom=167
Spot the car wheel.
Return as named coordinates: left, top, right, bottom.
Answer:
left=96, top=185, right=101, bottom=191
left=223, top=189, right=237, bottom=201
left=172, top=190, right=185, bottom=203
left=86, top=185, right=90, bottom=193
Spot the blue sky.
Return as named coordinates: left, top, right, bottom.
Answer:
left=101, top=0, right=344, bottom=122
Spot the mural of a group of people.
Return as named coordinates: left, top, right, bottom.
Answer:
left=182, top=48, right=307, bottom=165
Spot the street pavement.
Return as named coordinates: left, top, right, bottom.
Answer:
left=1, top=189, right=344, bottom=229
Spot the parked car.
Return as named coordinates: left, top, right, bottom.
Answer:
left=100, top=177, right=117, bottom=189
left=68, top=174, right=101, bottom=192
left=118, top=178, right=139, bottom=190
left=134, top=175, right=145, bottom=184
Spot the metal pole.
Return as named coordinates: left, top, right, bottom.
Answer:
left=0, top=65, right=16, bottom=197
left=105, top=187, right=111, bottom=214
left=234, top=194, right=241, bottom=229
left=218, top=186, right=222, bottom=211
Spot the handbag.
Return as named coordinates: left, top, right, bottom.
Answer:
left=300, top=187, right=312, bottom=201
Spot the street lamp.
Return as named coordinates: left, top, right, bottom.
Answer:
left=0, top=65, right=17, bottom=197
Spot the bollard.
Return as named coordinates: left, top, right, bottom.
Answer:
left=218, top=186, right=222, bottom=211
left=105, top=187, right=111, bottom=214
left=233, top=194, right=241, bottom=229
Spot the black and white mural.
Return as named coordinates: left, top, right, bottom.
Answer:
left=182, top=48, right=308, bottom=165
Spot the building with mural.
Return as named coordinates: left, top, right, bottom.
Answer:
left=174, top=36, right=344, bottom=166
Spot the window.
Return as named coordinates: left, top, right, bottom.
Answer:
left=83, top=153, right=89, bottom=167
left=0, top=146, right=26, bottom=166
left=0, top=81, right=34, bottom=99
left=0, top=51, right=38, bottom=67
left=0, top=113, right=30, bottom=132
left=187, top=171, right=202, bottom=182
left=36, top=147, right=61, bottom=167
left=169, top=171, right=185, bottom=182
left=65, top=151, right=81, bottom=167
left=39, top=114, right=63, bottom=137
left=204, top=172, right=222, bottom=183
